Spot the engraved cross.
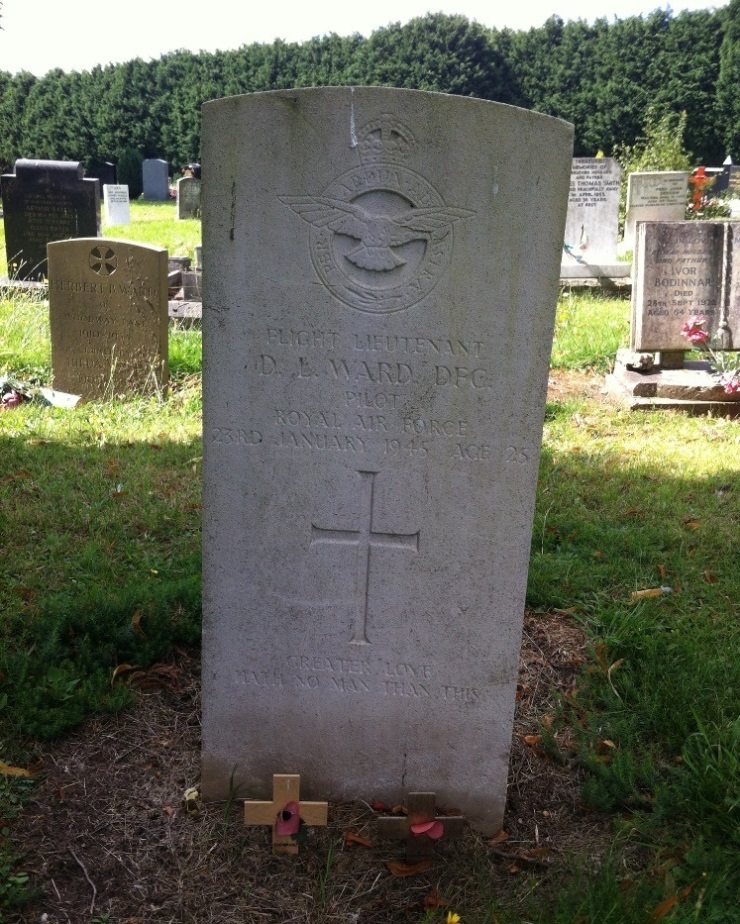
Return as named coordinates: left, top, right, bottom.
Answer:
left=310, top=470, right=419, bottom=645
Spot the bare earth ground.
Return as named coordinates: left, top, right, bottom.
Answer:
left=10, top=373, right=611, bottom=924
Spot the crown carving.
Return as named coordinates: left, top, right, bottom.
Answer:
left=358, top=117, right=416, bottom=166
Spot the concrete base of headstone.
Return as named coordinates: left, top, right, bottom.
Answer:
left=560, top=261, right=632, bottom=287
left=168, top=300, right=202, bottom=321
left=606, top=355, right=740, bottom=413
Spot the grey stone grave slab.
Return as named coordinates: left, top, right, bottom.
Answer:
left=176, top=176, right=201, bottom=219
left=608, top=221, right=740, bottom=409
left=142, top=158, right=169, bottom=201
left=563, top=157, right=621, bottom=262
left=1, top=159, right=100, bottom=280
left=200, top=87, right=573, bottom=834
left=630, top=221, right=740, bottom=353
left=103, top=184, right=130, bottom=226
left=624, top=171, right=689, bottom=250
left=48, top=238, right=168, bottom=400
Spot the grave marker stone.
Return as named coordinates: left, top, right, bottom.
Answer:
left=631, top=221, right=740, bottom=352
left=48, top=238, right=168, bottom=399
left=200, top=87, right=573, bottom=834
left=103, top=184, right=130, bottom=226
left=176, top=176, right=201, bottom=219
left=1, top=159, right=100, bottom=280
left=142, top=158, right=169, bottom=201
left=563, top=157, right=621, bottom=261
left=624, top=171, right=689, bottom=250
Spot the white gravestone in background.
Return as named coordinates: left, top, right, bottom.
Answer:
left=624, top=171, right=689, bottom=250
left=200, top=88, right=573, bottom=834
left=563, top=157, right=621, bottom=262
left=103, top=184, right=130, bottom=226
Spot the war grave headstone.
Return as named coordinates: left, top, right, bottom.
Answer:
left=200, top=87, right=573, bottom=834
left=607, top=221, right=740, bottom=410
left=176, top=175, right=201, bottom=219
left=48, top=238, right=168, bottom=400
left=623, top=171, right=689, bottom=251
left=561, top=157, right=629, bottom=284
left=142, top=158, right=169, bottom=201
left=1, top=159, right=100, bottom=280
left=103, top=184, right=130, bottom=226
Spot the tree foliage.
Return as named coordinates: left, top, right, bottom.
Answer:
left=0, top=9, right=734, bottom=171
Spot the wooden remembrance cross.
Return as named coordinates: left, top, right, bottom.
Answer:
left=244, top=774, right=328, bottom=855
left=377, top=792, right=464, bottom=861
left=310, top=470, right=419, bottom=645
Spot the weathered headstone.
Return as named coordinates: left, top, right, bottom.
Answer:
left=48, top=238, right=168, bottom=399
left=103, top=184, right=130, bottom=226
left=624, top=171, right=689, bottom=250
left=712, top=164, right=740, bottom=196
left=200, top=87, right=573, bottom=834
left=1, top=159, right=100, bottom=280
left=630, top=221, right=739, bottom=352
left=563, top=157, right=621, bottom=261
left=607, top=221, right=740, bottom=409
left=142, top=158, right=169, bottom=201
left=176, top=176, right=201, bottom=219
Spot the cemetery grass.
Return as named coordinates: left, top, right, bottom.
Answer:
left=1, top=288, right=739, bottom=922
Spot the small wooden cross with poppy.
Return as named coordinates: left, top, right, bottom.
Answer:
left=244, top=773, right=328, bottom=855
left=377, top=792, right=464, bottom=861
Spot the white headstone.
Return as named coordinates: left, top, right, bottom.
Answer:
left=200, top=87, right=573, bottom=834
left=624, top=171, right=689, bottom=250
left=103, top=184, right=130, bottom=226
left=563, top=157, right=621, bottom=261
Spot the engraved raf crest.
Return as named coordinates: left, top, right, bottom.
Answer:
left=280, top=117, right=475, bottom=314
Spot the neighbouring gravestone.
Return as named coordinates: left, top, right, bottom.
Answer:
left=103, top=184, right=130, bottom=226
left=176, top=176, right=201, bottom=219
left=563, top=157, right=621, bottom=261
left=48, top=238, right=168, bottom=400
left=142, top=158, right=169, bottom=201
left=712, top=164, right=740, bottom=196
left=624, top=171, right=689, bottom=250
left=200, top=87, right=573, bottom=834
left=607, top=221, right=740, bottom=409
left=1, top=159, right=100, bottom=280
left=630, top=221, right=739, bottom=352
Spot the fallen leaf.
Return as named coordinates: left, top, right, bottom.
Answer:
left=658, top=564, right=668, bottom=580
left=371, top=801, right=390, bottom=812
left=487, top=829, right=508, bottom=846
left=162, top=805, right=175, bottom=817
left=131, top=610, right=146, bottom=638
left=523, top=734, right=541, bottom=747
left=390, top=803, right=406, bottom=815
left=507, top=863, right=520, bottom=875
left=0, top=761, right=31, bottom=778
left=385, top=858, right=432, bottom=877
left=704, top=570, right=717, bottom=584
left=344, top=831, right=372, bottom=848
left=423, top=890, right=449, bottom=910
left=593, top=550, right=605, bottom=559
left=650, top=896, right=679, bottom=922
left=683, top=518, right=701, bottom=530
left=599, top=739, right=617, bottom=752
left=111, top=663, right=138, bottom=685
left=522, top=847, right=551, bottom=858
